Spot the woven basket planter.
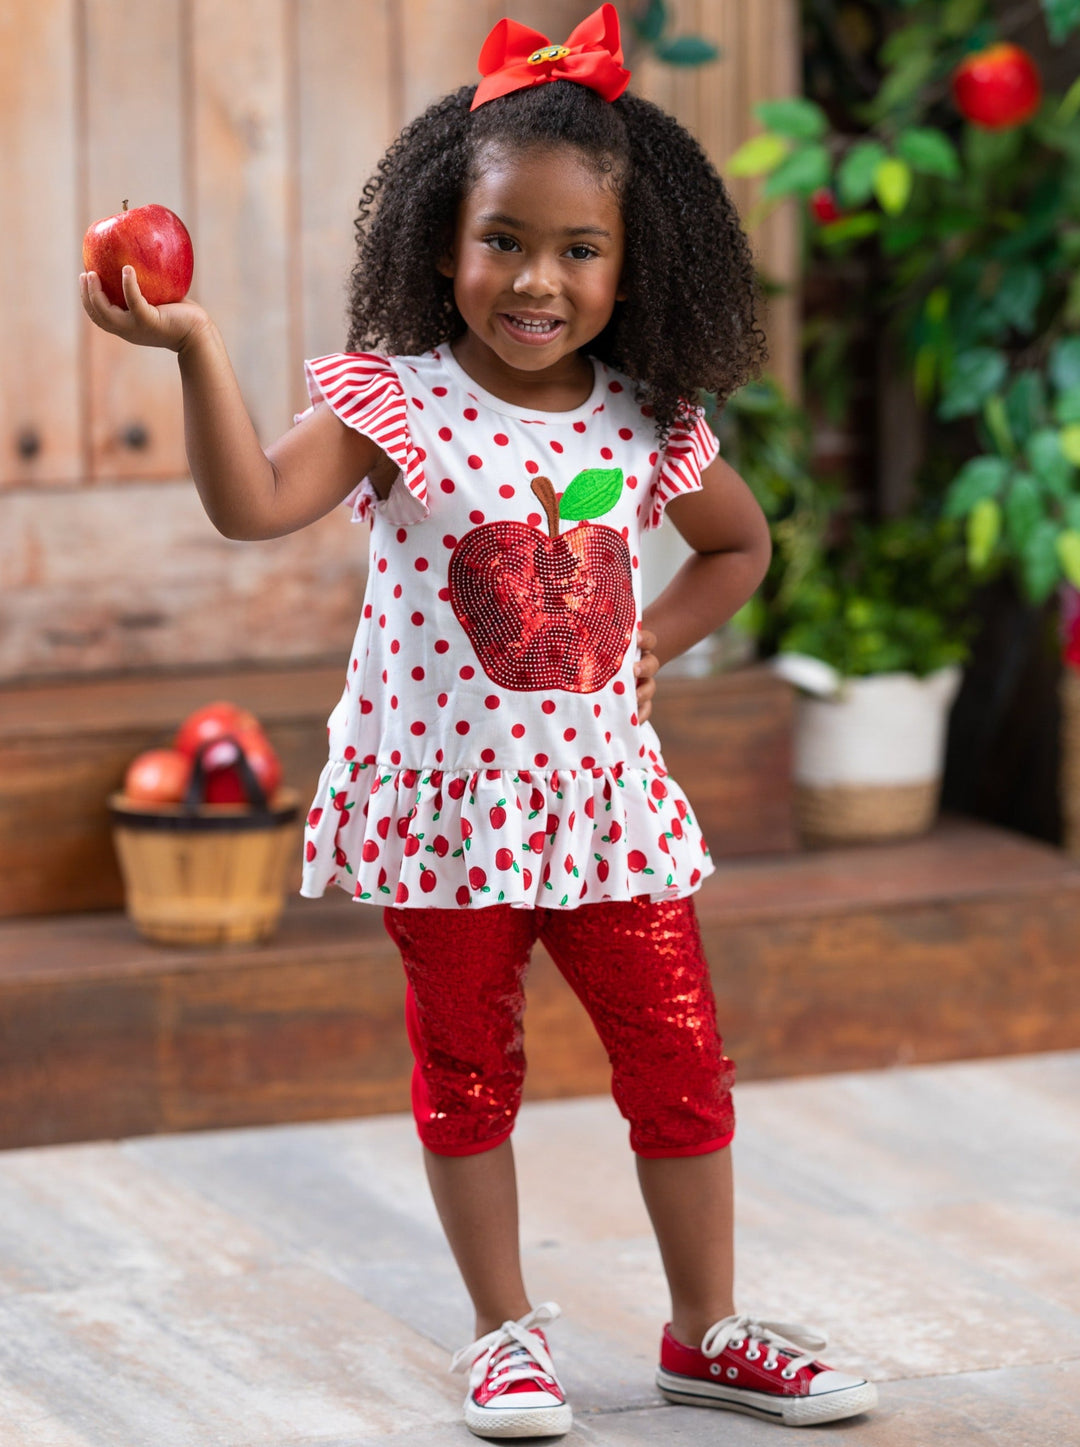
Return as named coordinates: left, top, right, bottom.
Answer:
left=789, top=665, right=962, bottom=848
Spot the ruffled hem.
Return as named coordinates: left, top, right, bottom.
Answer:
left=299, top=760, right=713, bottom=910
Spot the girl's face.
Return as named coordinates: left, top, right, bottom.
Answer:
left=439, top=142, right=626, bottom=398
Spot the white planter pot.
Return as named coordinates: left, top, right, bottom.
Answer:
left=773, top=660, right=962, bottom=845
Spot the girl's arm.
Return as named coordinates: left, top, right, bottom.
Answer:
left=80, top=265, right=380, bottom=540
left=635, top=454, right=771, bottom=715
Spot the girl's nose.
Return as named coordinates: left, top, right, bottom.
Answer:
left=512, top=258, right=559, bottom=299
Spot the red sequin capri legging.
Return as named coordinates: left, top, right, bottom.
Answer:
left=383, top=894, right=735, bottom=1158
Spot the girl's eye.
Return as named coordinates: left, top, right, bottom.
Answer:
left=485, top=235, right=520, bottom=253
left=567, top=244, right=598, bottom=261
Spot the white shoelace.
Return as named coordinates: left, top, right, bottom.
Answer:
left=450, top=1301, right=562, bottom=1395
left=701, top=1315, right=828, bottom=1378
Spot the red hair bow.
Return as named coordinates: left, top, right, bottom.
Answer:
left=471, top=3, right=631, bottom=111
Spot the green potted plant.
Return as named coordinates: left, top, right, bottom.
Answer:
left=714, top=379, right=974, bottom=844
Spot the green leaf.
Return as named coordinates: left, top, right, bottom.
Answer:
left=1057, top=530, right=1080, bottom=586
left=939, top=348, right=1009, bottom=419
left=1004, top=473, right=1044, bottom=550
left=753, top=97, right=828, bottom=140
left=559, top=468, right=623, bottom=521
left=727, top=132, right=789, bottom=177
left=1027, top=427, right=1075, bottom=496
left=984, top=395, right=1015, bottom=459
left=653, top=34, right=720, bottom=65
left=1050, top=337, right=1080, bottom=392
left=818, top=213, right=881, bottom=245
left=1005, top=371, right=1047, bottom=442
left=763, top=143, right=831, bottom=198
left=1058, top=74, right=1080, bottom=123
left=1042, top=0, right=1080, bottom=43
left=1021, top=520, right=1062, bottom=602
left=943, top=0, right=985, bottom=36
left=944, top=455, right=1010, bottom=518
left=837, top=140, right=888, bottom=207
left=873, top=157, right=913, bottom=215
left=967, top=497, right=1001, bottom=570
left=989, top=264, right=1043, bottom=335
left=1054, top=383, right=1080, bottom=425
left=873, top=50, right=935, bottom=115
left=896, top=127, right=961, bottom=180
left=1062, top=424, right=1080, bottom=465
left=634, top=0, right=667, bottom=43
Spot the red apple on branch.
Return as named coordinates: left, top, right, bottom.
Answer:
left=952, top=44, right=1041, bottom=130
left=448, top=469, right=635, bottom=693
left=82, top=200, right=194, bottom=309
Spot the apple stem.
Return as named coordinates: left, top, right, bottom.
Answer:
left=531, top=476, right=560, bottom=539
left=122, top=199, right=129, bottom=211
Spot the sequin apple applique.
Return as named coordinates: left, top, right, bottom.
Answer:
left=448, top=468, right=635, bottom=692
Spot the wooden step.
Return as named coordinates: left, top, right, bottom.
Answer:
left=0, top=662, right=795, bottom=919
left=2, top=817, right=1077, bottom=1150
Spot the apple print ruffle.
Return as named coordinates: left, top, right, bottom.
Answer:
left=300, top=759, right=714, bottom=910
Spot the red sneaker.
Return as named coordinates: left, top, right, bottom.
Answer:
left=657, top=1314, right=878, bottom=1427
left=451, top=1301, right=572, bottom=1439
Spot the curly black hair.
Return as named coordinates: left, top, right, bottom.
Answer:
left=345, top=80, right=767, bottom=441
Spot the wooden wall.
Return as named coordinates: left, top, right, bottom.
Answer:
left=0, top=0, right=798, bottom=683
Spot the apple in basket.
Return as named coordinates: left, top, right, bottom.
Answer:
left=173, top=701, right=283, bottom=804
left=82, top=200, right=194, bottom=309
left=123, top=748, right=192, bottom=804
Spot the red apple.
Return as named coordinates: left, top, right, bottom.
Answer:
left=200, top=726, right=283, bottom=805
left=448, top=471, right=635, bottom=693
left=82, top=201, right=194, bottom=309
left=952, top=44, right=1041, bottom=130
left=809, top=188, right=841, bottom=224
left=123, top=748, right=192, bottom=804
left=173, top=701, right=261, bottom=760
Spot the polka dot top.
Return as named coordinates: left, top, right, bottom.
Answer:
left=298, top=344, right=719, bottom=910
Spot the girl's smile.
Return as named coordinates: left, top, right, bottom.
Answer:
left=439, top=142, right=626, bottom=408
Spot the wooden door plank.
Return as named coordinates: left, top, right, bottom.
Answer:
left=189, top=0, right=292, bottom=445
left=398, top=0, right=496, bottom=123
left=0, top=0, right=82, bottom=488
left=295, top=0, right=397, bottom=378
left=83, top=0, right=188, bottom=481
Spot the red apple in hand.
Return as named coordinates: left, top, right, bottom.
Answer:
left=82, top=200, right=194, bottom=309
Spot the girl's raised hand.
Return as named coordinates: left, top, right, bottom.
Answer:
left=80, top=265, right=210, bottom=353
left=635, top=626, right=660, bottom=724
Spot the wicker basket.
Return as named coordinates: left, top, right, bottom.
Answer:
left=1062, top=668, right=1080, bottom=858
left=108, top=739, right=301, bottom=946
left=796, top=779, right=940, bottom=848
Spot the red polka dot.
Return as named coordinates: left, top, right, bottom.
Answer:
left=534, top=752, right=549, bottom=767
left=396, top=527, right=407, bottom=543
left=621, top=525, right=629, bottom=539
left=613, top=681, right=626, bottom=694
left=499, top=484, right=515, bottom=498
left=433, top=385, right=447, bottom=396
left=525, top=459, right=539, bottom=474
left=394, top=584, right=403, bottom=598
left=390, top=749, right=401, bottom=765
left=632, top=555, right=639, bottom=568
left=443, top=534, right=457, bottom=549
left=542, top=700, right=556, bottom=714
left=581, top=755, right=595, bottom=769
left=360, top=699, right=373, bottom=714
left=511, top=723, right=525, bottom=738
left=609, top=380, right=624, bottom=392
left=410, top=721, right=425, bottom=735
left=564, top=727, right=576, bottom=741
left=630, top=713, right=638, bottom=725
left=377, top=557, right=388, bottom=572
left=410, top=397, right=423, bottom=409
left=411, top=666, right=425, bottom=680
left=438, top=692, right=448, bottom=706
left=411, top=610, right=424, bottom=625
left=363, top=603, right=372, bottom=618
left=573, top=421, right=586, bottom=433
left=494, top=433, right=508, bottom=446
left=378, top=614, right=386, bottom=628
left=626, top=474, right=638, bottom=489
left=600, top=446, right=613, bottom=460
left=438, top=586, right=451, bottom=601
left=550, top=440, right=563, bottom=453
left=456, top=720, right=470, bottom=735
left=470, top=510, right=485, bottom=524
left=439, top=426, right=453, bottom=441
left=485, top=695, right=500, bottom=709
left=390, top=639, right=400, bottom=654
left=441, top=478, right=455, bottom=493
left=619, top=427, right=633, bottom=441
left=390, top=694, right=398, bottom=708
left=435, top=639, right=450, bottom=654
left=649, top=451, right=659, bottom=465
left=481, top=747, right=496, bottom=763
left=460, top=664, right=475, bottom=679
left=464, top=407, right=478, bottom=421
left=468, top=455, right=483, bottom=470
left=414, top=557, right=429, bottom=571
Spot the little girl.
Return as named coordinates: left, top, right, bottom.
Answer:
left=81, top=5, right=877, bottom=1437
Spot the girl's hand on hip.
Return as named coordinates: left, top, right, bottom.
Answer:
left=80, top=266, right=211, bottom=353
left=635, top=627, right=659, bottom=724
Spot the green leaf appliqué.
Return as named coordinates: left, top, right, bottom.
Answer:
left=559, top=468, right=623, bottom=521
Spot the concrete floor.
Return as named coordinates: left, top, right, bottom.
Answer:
left=1, top=1051, right=1078, bottom=1446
